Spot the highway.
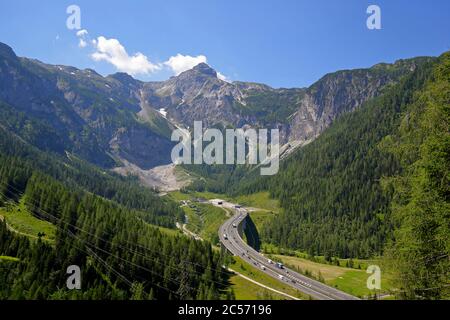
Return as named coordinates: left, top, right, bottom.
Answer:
left=215, top=200, right=360, bottom=300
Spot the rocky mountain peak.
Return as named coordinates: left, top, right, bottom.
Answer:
left=191, top=62, right=218, bottom=77
left=0, top=42, right=17, bottom=60
left=108, top=72, right=140, bottom=86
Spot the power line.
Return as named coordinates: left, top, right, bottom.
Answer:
left=0, top=188, right=228, bottom=287
left=0, top=181, right=230, bottom=288
left=2, top=179, right=447, bottom=287
left=0, top=190, right=183, bottom=297
left=0, top=187, right=194, bottom=290
left=67, top=231, right=134, bottom=288
left=0, top=179, right=229, bottom=276
left=2, top=179, right=447, bottom=290
left=65, top=229, right=181, bottom=296
left=2, top=180, right=448, bottom=298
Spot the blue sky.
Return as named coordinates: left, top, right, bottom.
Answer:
left=0, top=0, right=449, bottom=88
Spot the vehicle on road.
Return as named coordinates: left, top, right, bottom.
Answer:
left=218, top=207, right=360, bottom=300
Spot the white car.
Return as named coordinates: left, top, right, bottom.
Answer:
left=261, top=265, right=266, bottom=270
left=278, top=275, right=284, bottom=280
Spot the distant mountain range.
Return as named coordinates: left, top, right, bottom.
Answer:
left=0, top=41, right=432, bottom=175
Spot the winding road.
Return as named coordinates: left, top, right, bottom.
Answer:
left=215, top=200, right=360, bottom=300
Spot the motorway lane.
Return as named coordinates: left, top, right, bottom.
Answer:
left=216, top=202, right=360, bottom=300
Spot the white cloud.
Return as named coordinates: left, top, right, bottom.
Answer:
left=78, top=38, right=87, bottom=48
left=164, top=54, right=207, bottom=75
left=76, top=29, right=88, bottom=37
left=164, top=54, right=230, bottom=81
left=91, top=36, right=161, bottom=76
left=77, top=33, right=229, bottom=80
left=76, top=29, right=88, bottom=48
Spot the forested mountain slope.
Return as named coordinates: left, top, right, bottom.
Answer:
left=0, top=182, right=228, bottom=299
left=0, top=137, right=230, bottom=299
left=382, top=52, right=449, bottom=299
left=0, top=124, right=182, bottom=227
left=0, top=102, right=231, bottom=299
left=239, top=55, right=442, bottom=259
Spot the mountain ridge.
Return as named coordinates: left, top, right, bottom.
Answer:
left=0, top=41, right=434, bottom=179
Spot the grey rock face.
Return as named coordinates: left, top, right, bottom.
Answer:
left=138, top=59, right=430, bottom=146
left=140, top=63, right=250, bottom=129
left=0, top=42, right=172, bottom=168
